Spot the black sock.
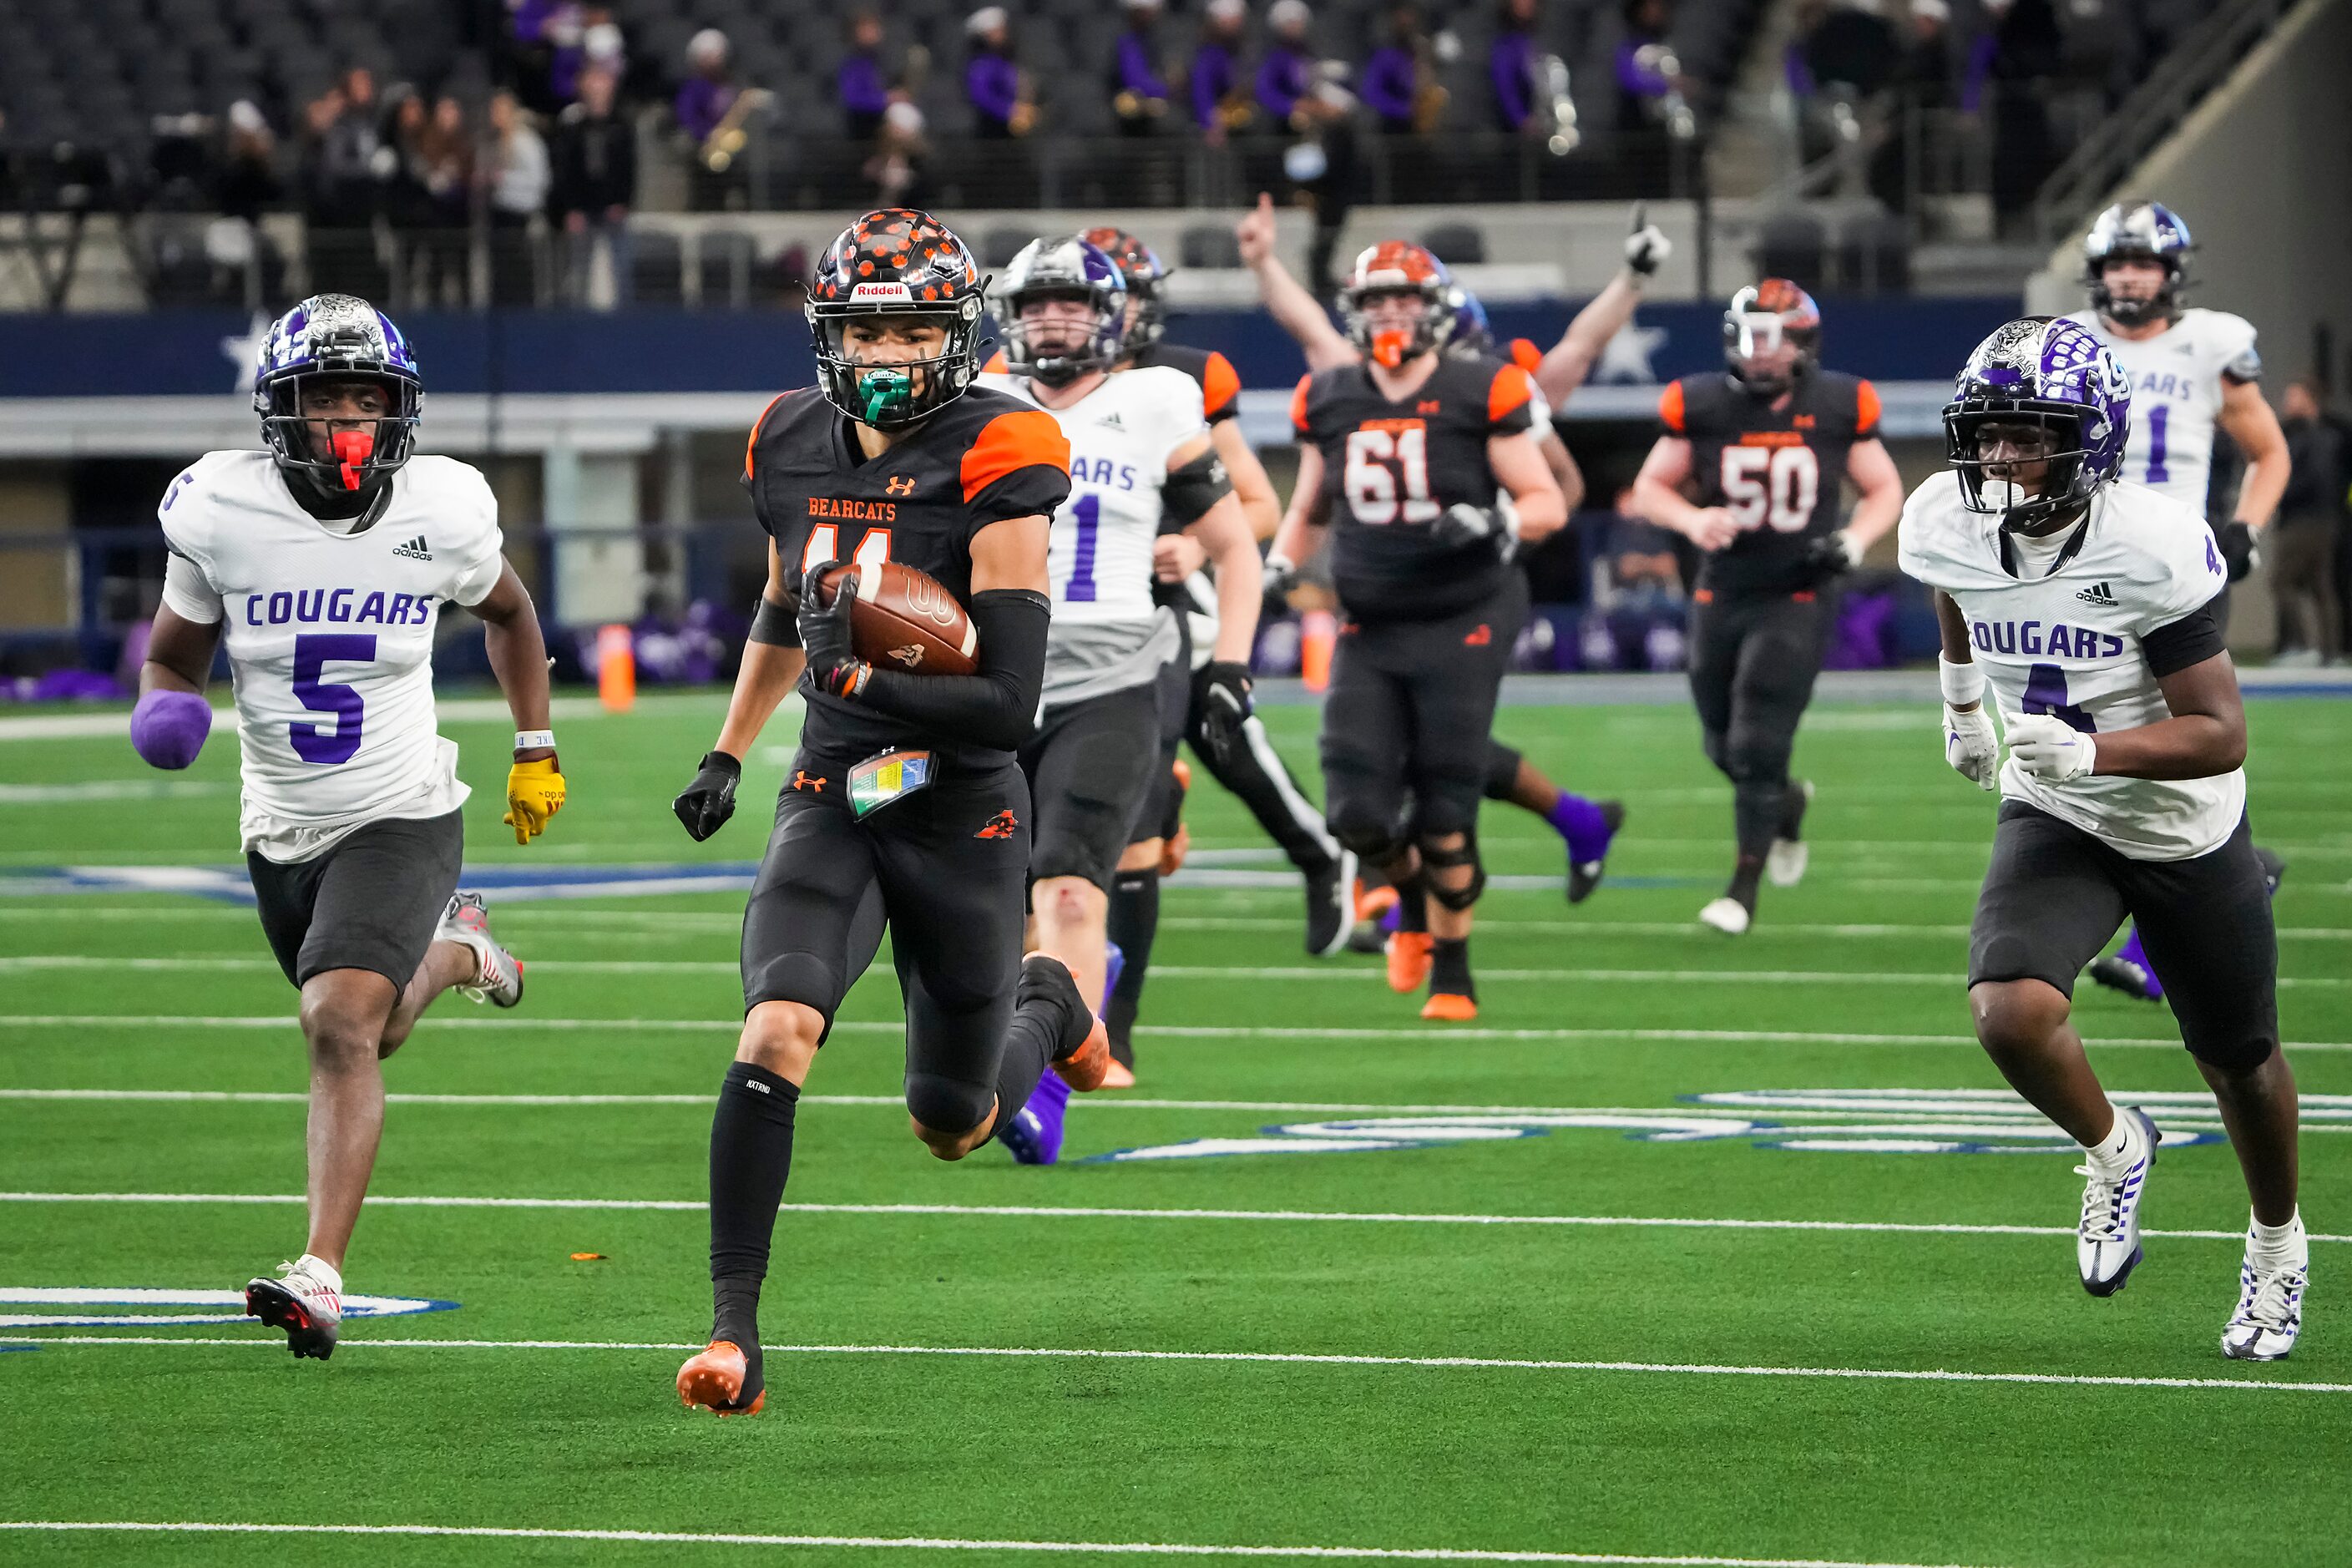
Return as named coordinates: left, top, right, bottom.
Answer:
left=708, top=1060, right=799, bottom=1355
left=1732, top=780, right=1785, bottom=862
left=1104, top=867, right=1158, bottom=1066
left=1727, top=855, right=1764, bottom=912
left=992, top=999, right=1062, bottom=1127
left=1392, top=870, right=1429, bottom=933
left=1430, top=935, right=1474, bottom=999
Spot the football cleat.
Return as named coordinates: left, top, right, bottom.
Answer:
left=1023, top=952, right=1111, bottom=1091
left=1420, top=991, right=1478, bottom=1022
left=2076, top=1106, right=2158, bottom=1297
left=245, top=1257, right=342, bottom=1360
left=2220, top=1227, right=2306, bottom=1362
left=1765, top=780, right=1813, bottom=888
left=677, top=1340, right=765, bottom=1416
left=1306, top=849, right=1358, bottom=958
left=2087, top=953, right=2162, bottom=1003
left=439, top=892, right=524, bottom=1008
left=1353, top=879, right=1399, bottom=923
left=1565, top=801, right=1626, bottom=904
left=1384, top=930, right=1432, bottom=994
left=1000, top=1070, right=1070, bottom=1165
left=1698, top=897, right=1751, bottom=936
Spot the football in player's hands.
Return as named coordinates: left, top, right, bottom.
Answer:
left=809, top=559, right=978, bottom=676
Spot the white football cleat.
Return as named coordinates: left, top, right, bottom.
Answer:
left=1766, top=780, right=1813, bottom=888
left=245, top=1255, right=342, bottom=1360
left=2221, top=1225, right=2307, bottom=1363
left=2076, top=1105, right=2158, bottom=1297
left=439, top=891, right=524, bottom=1007
left=1697, top=897, right=1751, bottom=935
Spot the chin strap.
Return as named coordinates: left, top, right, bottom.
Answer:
left=331, top=427, right=375, bottom=491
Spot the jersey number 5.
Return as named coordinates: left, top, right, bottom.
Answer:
left=801, top=524, right=893, bottom=578
left=1344, top=425, right=1439, bottom=526
left=1719, top=445, right=1819, bottom=534
left=291, top=633, right=374, bottom=765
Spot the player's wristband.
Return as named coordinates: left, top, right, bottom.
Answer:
left=514, top=729, right=556, bottom=753
left=1937, top=657, right=1984, bottom=711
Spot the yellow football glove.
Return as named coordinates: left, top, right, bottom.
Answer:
left=503, top=756, right=567, bottom=844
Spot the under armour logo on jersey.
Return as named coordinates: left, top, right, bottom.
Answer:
left=884, top=475, right=917, bottom=496
left=1415, top=400, right=1441, bottom=414
left=391, top=535, right=432, bottom=560
left=974, top=809, right=1019, bottom=839
left=2075, top=581, right=2118, bottom=607
left=1793, top=414, right=1817, bottom=428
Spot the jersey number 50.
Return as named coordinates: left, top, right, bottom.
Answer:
left=1344, top=426, right=1439, bottom=526
left=1719, top=445, right=1819, bottom=534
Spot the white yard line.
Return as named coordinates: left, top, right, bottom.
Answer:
left=0, top=1190, right=2342, bottom=1244
left=8, top=1014, right=2348, bottom=1052
left=0, top=1520, right=1993, bottom=1567
left=0, top=1340, right=2344, bottom=1399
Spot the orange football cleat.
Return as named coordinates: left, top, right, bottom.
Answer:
left=1420, top=991, right=1479, bottom=1022
left=1354, top=880, right=1399, bottom=923
left=1385, top=930, right=1433, bottom=994
left=677, top=1341, right=764, bottom=1416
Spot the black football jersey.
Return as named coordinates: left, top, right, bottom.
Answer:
left=1128, top=341, right=1243, bottom=426
left=742, top=383, right=1071, bottom=757
left=1292, top=354, right=1538, bottom=622
left=1659, top=368, right=1881, bottom=597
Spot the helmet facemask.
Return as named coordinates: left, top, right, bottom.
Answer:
left=1345, top=285, right=1453, bottom=369
left=1947, top=407, right=2102, bottom=535
left=810, top=297, right=986, bottom=429
left=991, top=236, right=1129, bottom=389
left=2088, top=252, right=2182, bottom=329
left=260, top=371, right=419, bottom=493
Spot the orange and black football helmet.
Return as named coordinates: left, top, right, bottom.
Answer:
left=1722, top=278, right=1822, bottom=396
left=806, top=208, right=989, bottom=429
left=1339, top=240, right=1455, bottom=369
left=1080, top=225, right=1172, bottom=351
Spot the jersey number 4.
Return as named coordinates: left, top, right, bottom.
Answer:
left=1719, top=445, right=1819, bottom=534
left=1344, top=425, right=1439, bottom=525
left=800, top=525, right=893, bottom=578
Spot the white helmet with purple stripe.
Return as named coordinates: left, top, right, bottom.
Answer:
left=2083, top=200, right=2193, bottom=327
left=1943, top=316, right=2132, bottom=534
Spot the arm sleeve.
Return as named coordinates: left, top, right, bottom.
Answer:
left=160, top=550, right=225, bottom=625
left=961, top=408, right=1073, bottom=530
left=855, top=588, right=1050, bottom=751
left=2142, top=599, right=2226, bottom=678
left=1486, top=363, right=1536, bottom=435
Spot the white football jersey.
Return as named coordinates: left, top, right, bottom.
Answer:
left=1899, top=473, right=2240, bottom=860
left=157, top=450, right=506, bottom=862
left=979, top=364, right=1202, bottom=705
left=2063, top=306, right=2259, bottom=514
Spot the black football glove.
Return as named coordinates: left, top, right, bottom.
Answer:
left=671, top=749, right=742, bottom=842
left=1430, top=503, right=1505, bottom=551
left=1261, top=552, right=1300, bottom=619
left=797, top=562, right=872, bottom=698
left=1799, top=529, right=1864, bottom=585
left=1192, top=660, right=1255, bottom=769
left=1624, top=201, right=1672, bottom=279
left=2218, top=521, right=2260, bottom=583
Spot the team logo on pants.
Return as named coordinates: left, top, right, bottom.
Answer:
left=974, top=809, right=1019, bottom=839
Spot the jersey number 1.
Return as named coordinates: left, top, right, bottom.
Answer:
left=1719, top=445, right=1819, bottom=533
left=1344, top=426, right=1439, bottom=525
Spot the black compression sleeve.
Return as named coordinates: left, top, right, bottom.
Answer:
left=748, top=594, right=799, bottom=647
left=1162, top=448, right=1234, bottom=527
left=856, top=589, right=1050, bottom=751
left=2143, top=599, right=2227, bottom=678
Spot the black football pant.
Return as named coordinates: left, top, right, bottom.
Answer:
left=1688, top=589, right=1829, bottom=861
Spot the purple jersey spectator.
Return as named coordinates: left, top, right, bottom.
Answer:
left=1115, top=33, right=1170, bottom=99
left=840, top=55, right=889, bottom=117
left=675, top=75, right=732, bottom=140
left=1615, top=39, right=1671, bottom=100
left=1256, top=44, right=1313, bottom=123
left=1959, top=33, right=1996, bottom=113
left=1191, top=40, right=1241, bottom=126
left=510, top=0, right=558, bottom=43
left=968, top=51, right=1020, bottom=131
left=1361, top=44, right=1415, bottom=127
left=1490, top=29, right=1535, bottom=129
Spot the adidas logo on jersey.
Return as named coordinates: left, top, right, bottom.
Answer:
left=2075, top=581, right=2118, bottom=607
left=391, top=535, right=432, bottom=560
left=1098, top=411, right=1125, bottom=428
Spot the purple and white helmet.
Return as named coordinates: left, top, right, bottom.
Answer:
left=2083, top=200, right=2193, bottom=326
left=990, top=235, right=1129, bottom=388
left=1943, top=316, right=2132, bottom=533
left=253, top=293, right=424, bottom=489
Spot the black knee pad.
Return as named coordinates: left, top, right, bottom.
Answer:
left=2183, top=1028, right=2279, bottom=1075
left=1418, top=831, right=1485, bottom=911
left=1331, top=814, right=1406, bottom=865
left=1723, top=725, right=1793, bottom=787
left=905, top=1071, right=994, bottom=1137
left=1481, top=741, right=1523, bottom=802
left=1030, top=828, right=1115, bottom=890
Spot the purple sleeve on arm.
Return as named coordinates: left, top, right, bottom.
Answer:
left=675, top=78, right=722, bottom=139
left=1362, top=47, right=1416, bottom=121
left=1616, top=40, right=1668, bottom=98
left=838, top=55, right=889, bottom=115
left=1257, top=51, right=1303, bottom=119
left=968, top=54, right=1019, bottom=120
left=1192, top=44, right=1230, bottom=124
left=130, top=689, right=212, bottom=771
left=1959, top=34, right=1995, bottom=113
left=1490, top=35, right=1532, bottom=125
left=1117, top=34, right=1169, bottom=98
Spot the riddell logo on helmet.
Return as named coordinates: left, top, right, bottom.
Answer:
left=852, top=282, right=914, bottom=301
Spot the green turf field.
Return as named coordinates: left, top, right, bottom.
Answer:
left=2, top=687, right=2348, bottom=1567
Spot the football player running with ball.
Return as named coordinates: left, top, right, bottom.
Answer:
left=134, top=293, right=562, bottom=1358
left=1902, top=316, right=2305, bottom=1360
left=1630, top=281, right=1904, bottom=934
left=978, top=234, right=1258, bottom=1148
left=1272, top=240, right=1567, bottom=1021
left=667, top=211, right=1105, bottom=1415
left=2063, top=201, right=2294, bottom=1004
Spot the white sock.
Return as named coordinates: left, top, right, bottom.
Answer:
left=296, top=1253, right=343, bottom=1296
left=2249, top=1211, right=2305, bottom=1270
left=2081, top=1106, right=2142, bottom=1173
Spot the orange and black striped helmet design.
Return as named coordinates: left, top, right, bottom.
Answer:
left=1722, top=277, right=1823, bottom=393
left=805, top=208, right=989, bottom=428
left=1339, top=240, right=1455, bottom=369
left=1079, top=225, right=1171, bottom=348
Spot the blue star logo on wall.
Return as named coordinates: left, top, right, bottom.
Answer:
left=1592, top=320, right=1669, bottom=384
left=220, top=311, right=272, bottom=394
